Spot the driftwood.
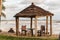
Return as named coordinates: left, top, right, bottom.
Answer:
left=8, top=28, right=15, bottom=33
left=0, top=29, right=2, bottom=32
left=59, top=34, right=60, bottom=40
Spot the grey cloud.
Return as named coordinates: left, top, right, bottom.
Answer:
left=45, top=3, right=60, bottom=7
left=45, top=0, right=60, bottom=6
left=47, top=6, right=60, bottom=10
left=43, top=0, right=60, bottom=10
left=5, top=5, right=18, bottom=8
left=19, top=0, right=44, bottom=4
left=19, top=0, right=30, bottom=4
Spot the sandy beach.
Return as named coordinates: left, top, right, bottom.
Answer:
left=0, top=31, right=59, bottom=38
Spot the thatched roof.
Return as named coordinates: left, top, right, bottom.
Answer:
left=14, top=3, right=54, bottom=17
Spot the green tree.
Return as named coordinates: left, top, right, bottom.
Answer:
left=0, top=0, right=6, bottom=23
left=2, top=0, right=6, bottom=17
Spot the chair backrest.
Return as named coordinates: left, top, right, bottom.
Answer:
left=41, top=25, right=45, bottom=31
left=22, top=25, right=26, bottom=30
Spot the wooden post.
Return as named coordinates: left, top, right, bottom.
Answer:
left=35, top=16, right=37, bottom=37
left=0, top=0, right=1, bottom=15
left=31, top=17, right=32, bottom=29
left=16, top=17, right=19, bottom=36
left=46, top=16, right=48, bottom=36
left=30, top=17, right=33, bottom=36
left=0, top=15, right=1, bottom=25
left=50, top=16, right=52, bottom=36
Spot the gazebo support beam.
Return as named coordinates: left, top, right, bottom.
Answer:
left=46, top=16, right=48, bottom=36
left=31, top=17, right=33, bottom=29
left=30, top=17, right=33, bottom=36
left=35, top=16, right=37, bottom=37
left=50, top=16, right=52, bottom=36
left=16, top=17, right=19, bottom=36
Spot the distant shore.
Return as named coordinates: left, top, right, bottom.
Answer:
left=0, top=20, right=60, bottom=35
left=1, top=20, right=60, bottom=23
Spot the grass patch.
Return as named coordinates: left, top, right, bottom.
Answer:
left=0, top=35, right=58, bottom=40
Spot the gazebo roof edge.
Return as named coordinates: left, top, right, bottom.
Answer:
left=14, top=3, right=54, bottom=17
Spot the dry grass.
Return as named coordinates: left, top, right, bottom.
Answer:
left=0, top=32, right=59, bottom=40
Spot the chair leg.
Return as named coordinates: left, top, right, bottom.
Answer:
left=22, top=30, right=26, bottom=36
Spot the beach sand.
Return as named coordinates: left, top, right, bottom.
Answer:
left=0, top=31, right=59, bottom=38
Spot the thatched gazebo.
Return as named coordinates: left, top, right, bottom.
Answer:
left=14, top=3, right=54, bottom=36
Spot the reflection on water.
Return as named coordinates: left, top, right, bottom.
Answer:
left=1, top=20, right=60, bottom=34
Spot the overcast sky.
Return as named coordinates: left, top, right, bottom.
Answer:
left=1, top=0, right=60, bottom=20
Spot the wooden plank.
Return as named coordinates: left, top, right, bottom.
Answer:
left=50, top=16, right=52, bottom=36
left=16, top=17, right=19, bottom=36
left=0, top=0, right=2, bottom=25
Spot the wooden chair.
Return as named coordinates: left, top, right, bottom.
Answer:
left=21, top=25, right=27, bottom=36
left=41, top=25, right=45, bottom=36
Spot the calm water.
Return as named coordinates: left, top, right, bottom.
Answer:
left=0, top=20, right=60, bottom=34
